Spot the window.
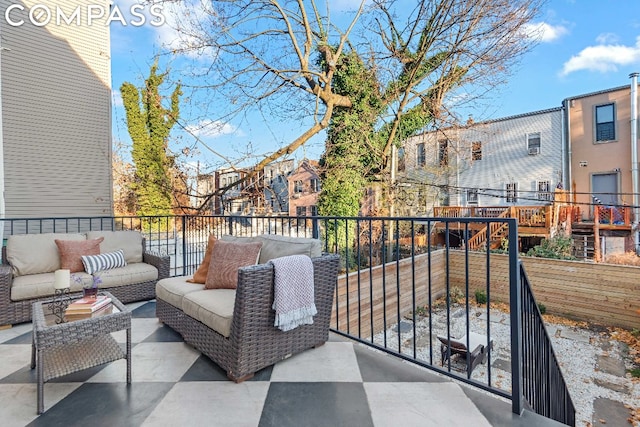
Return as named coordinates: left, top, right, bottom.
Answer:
left=592, top=173, right=618, bottom=206
left=467, top=189, right=478, bottom=205
left=296, top=206, right=306, bottom=226
left=537, top=180, right=552, bottom=201
left=527, top=133, right=541, bottom=154
left=416, top=143, right=426, bottom=167
left=506, top=182, right=518, bottom=203
left=310, top=205, right=318, bottom=216
left=310, top=178, right=321, bottom=192
left=438, top=140, right=448, bottom=166
left=472, top=142, right=482, bottom=161
left=221, top=178, right=227, bottom=187
left=595, top=103, right=615, bottom=141
left=294, top=180, right=303, bottom=193
left=397, top=147, right=406, bottom=172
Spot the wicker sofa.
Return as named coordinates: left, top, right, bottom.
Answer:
left=0, top=230, right=170, bottom=326
left=156, top=235, right=340, bottom=382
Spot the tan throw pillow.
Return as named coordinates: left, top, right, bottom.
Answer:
left=205, top=240, right=263, bottom=289
left=187, top=234, right=216, bottom=284
left=55, top=237, right=104, bottom=273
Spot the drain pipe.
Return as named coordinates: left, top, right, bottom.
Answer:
left=0, top=41, right=7, bottom=247
left=562, top=99, right=571, bottom=193
left=630, top=72, right=639, bottom=253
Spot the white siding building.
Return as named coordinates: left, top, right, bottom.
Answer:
left=399, top=108, right=563, bottom=213
left=0, top=0, right=112, bottom=219
left=263, top=159, right=294, bottom=214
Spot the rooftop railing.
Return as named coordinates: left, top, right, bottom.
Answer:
left=0, top=214, right=575, bottom=425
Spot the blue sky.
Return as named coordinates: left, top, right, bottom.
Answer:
left=109, top=0, right=640, bottom=173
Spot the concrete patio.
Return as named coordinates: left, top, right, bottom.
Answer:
left=0, top=300, right=564, bottom=426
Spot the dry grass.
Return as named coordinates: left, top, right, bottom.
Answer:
left=604, top=251, right=640, bottom=266
left=542, top=313, right=589, bottom=328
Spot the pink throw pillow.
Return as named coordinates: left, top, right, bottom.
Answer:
left=55, top=237, right=104, bottom=273
left=205, top=240, right=262, bottom=289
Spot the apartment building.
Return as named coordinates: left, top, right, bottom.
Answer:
left=399, top=108, right=563, bottom=215
left=263, top=159, right=294, bottom=214
left=287, top=160, right=321, bottom=218
left=564, top=79, right=639, bottom=219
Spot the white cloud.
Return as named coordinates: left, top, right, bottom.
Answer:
left=149, top=0, right=218, bottom=59
left=186, top=120, right=243, bottom=138
left=560, top=35, right=640, bottom=76
left=523, top=22, right=569, bottom=42
left=595, top=33, right=619, bottom=45
left=111, top=0, right=218, bottom=59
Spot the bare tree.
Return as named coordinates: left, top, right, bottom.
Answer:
left=158, top=0, right=544, bottom=210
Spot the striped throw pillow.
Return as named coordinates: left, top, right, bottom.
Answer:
left=81, top=250, right=127, bottom=274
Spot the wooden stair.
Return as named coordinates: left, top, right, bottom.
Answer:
left=571, top=222, right=595, bottom=260
left=467, top=209, right=510, bottom=251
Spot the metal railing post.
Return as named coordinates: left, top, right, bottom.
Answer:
left=510, top=219, right=523, bottom=416
left=312, top=217, right=319, bottom=239
left=181, top=216, right=187, bottom=277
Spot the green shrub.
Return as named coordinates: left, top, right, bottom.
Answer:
left=628, top=368, right=640, bottom=378
left=526, top=236, right=576, bottom=260
left=490, top=238, right=509, bottom=254
left=475, top=289, right=487, bottom=305
left=537, top=303, right=547, bottom=314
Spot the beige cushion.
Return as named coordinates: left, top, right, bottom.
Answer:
left=55, top=237, right=104, bottom=273
left=95, top=263, right=157, bottom=288
left=86, top=230, right=143, bottom=263
left=221, top=234, right=322, bottom=264
left=182, top=289, right=236, bottom=337
left=156, top=276, right=205, bottom=308
left=11, top=271, right=91, bottom=301
left=7, top=233, right=86, bottom=276
left=205, top=240, right=262, bottom=289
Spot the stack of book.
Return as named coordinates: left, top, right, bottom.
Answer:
left=65, top=295, right=112, bottom=319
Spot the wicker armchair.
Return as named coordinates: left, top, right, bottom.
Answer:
left=156, top=253, right=340, bottom=382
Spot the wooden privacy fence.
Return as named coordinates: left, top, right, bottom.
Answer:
left=448, top=251, right=640, bottom=330
left=331, top=251, right=446, bottom=338
left=332, top=249, right=640, bottom=335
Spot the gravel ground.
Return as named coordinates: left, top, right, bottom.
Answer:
left=372, top=305, right=639, bottom=427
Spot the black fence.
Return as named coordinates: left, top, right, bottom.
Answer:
left=516, top=261, right=576, bottom=425
left=0, top=214, right=575, bottom=424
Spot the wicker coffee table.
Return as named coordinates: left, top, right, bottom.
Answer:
left=30, top=291, right=131, bottom=414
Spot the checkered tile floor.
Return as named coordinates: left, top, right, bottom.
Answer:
left=0, top=300, right=559, bottom=427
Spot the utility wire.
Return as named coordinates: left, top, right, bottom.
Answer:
left=399, top=179, right=640, bottom=209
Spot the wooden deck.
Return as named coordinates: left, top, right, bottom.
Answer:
left=433, top=205, right=551, bottom=229
left=433, top=205, right=552, bottom=249
left=432, top=203, right=633, bottom=256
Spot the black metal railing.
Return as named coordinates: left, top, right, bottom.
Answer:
left=515, top=260, right=576, bottom=425
left=324, top=216, right=515, bottom=400
left=0, top=214, right=575, bottom=423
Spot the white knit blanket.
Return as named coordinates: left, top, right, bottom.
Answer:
left=270, top=255, right=316, bottom=332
